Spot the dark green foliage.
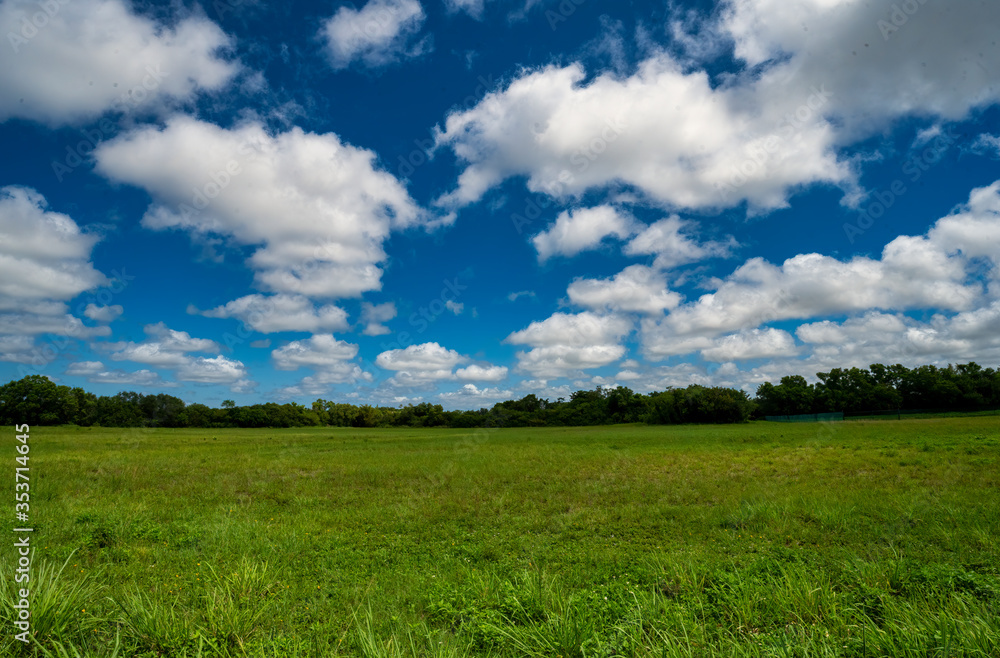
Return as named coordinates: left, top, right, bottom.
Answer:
left=2, top=361, right=996, bottom=430
left=756, top=362, right=1000, bottom=415
left=0, top=374, right=69, bottom=424
left=645, top=386, right=754, bottom=424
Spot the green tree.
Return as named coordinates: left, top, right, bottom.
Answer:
left=0, top=375, right=71, bottom=425
left=352, top=405, right=378, bottom=428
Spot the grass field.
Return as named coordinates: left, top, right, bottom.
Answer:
left=1, top=418, right=998, bottom=657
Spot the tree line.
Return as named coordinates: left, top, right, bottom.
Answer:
left=0, top=362, right=996, bottom=429
left=755, top=362, right=1000, bottom=416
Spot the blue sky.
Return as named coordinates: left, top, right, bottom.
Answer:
left=1, top=0, right=999, bottom=409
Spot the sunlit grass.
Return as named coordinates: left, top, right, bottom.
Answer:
left=6, top=418, right=999, bottom=655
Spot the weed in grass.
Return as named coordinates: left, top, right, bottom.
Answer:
left=201, top=557, right=277, bottom=650
left=0, top=550, right=103, bottom=654
left=114, top=588, right=199, bottom=655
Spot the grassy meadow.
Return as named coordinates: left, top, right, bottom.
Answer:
left=1, top=418, right=999, bottom=657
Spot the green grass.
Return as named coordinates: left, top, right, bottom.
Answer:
left=843, top=409, right=1000, bottom=421
left=2, top=418, right=998, bottom=656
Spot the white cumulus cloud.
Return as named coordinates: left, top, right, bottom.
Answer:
left=65, top=360, right=106, bottom=376
left=0, top=186, right=109, bottom=364
left=83, top=304, right=123, bottom=323
left=197, top=294, right=349, bottom=334
left=531, top=206, right=634, bottom=261
left=104, top=322, right=250, bottom=390
left=624, top=216, right=736, bottom=270
left=455, top=364, right=507, bottom=381
left=360, top=301, right=397, bottom=336
left=0, top=0, right=238, bottom=124
left=567, top=265, right=681, bottom=315
left=376, top=341, right=465, bottom=383
left=505, top=311, right=632, bottom=378
left=320, top=0, right=428, bottom=70
left=95, top=115, right=430, bottom=303
left=700, top=328, right=799, bottom=362
left=438, top=383, right=513, bottom=408
left=434, top=1, right=1000, bottom=213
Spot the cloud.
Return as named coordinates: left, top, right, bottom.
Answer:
left=642, top=180, right=1000, bottom=358
left=700, top=328, right=799, bottom=362
left=0, top=314, right=109, bottom=339
left=376, top=341, right=465, bottom=383
left=88, top=368, right=172, bottom=387
left=640, top=248, right=971, bottom=357
left=971, top=134, right=1000, bottom=159
left=676, top=304, right=1000, bottom=394
left=271, top=335, right=371, bottom=397
left=276, top=371, right=370, bottom=398
left=442, top=0, right=484, bottom=18
left=108, top=322, right=218, bottom=367
left=445, top=300, right=464, bottom=315
left=434, top=1, right=1000, bottom=212
left=567, top=265, right=681, bottom=315
left=507, top=290, right=536, bottom=302
left=360, top=301, right=397, bottom=336
left=272, top=334, right=359, bottom=372
left=434, top=55, right=847, bottom=211
left=926, top=182, right=1000, bottom=264
left=624, top=216, right=736, bottom=270
left=794, top=306, right=1000, bottom=368
left=67, top=360, right=175, bottom=387
left=505, top=311, right=631, bottom=378
left=438, top=383, right=513, bottom=408
left=176, top=355, right=250, bottom=388
left=374, top=341, right=507, bottom=388
left=531, top=205, right=634, bottom=261
left=0, top=186, right=110, bottom=357
left=514, top=378, right=573, bottom=401
left=605, top=299, right=1000, bottom=396
left=65, top=361, right=105, bottom=376
left=197, top=294, right=349, bottom=334
left=0, top=335, right=37, bottom=364
left=320, top=0, right=428, bottom=70
left=95, top=115, right=429, bottom=302
left=0, top=0, right=238, bottom=124
left=454, top=364, right=507, bottom=381
left=0, top=186, right=107, bottom=313
left=722, top=0, right=1000, bottom=140
left=104, top=322, right=250, bottom=390
left=83, top=304, right=123, bottom=323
